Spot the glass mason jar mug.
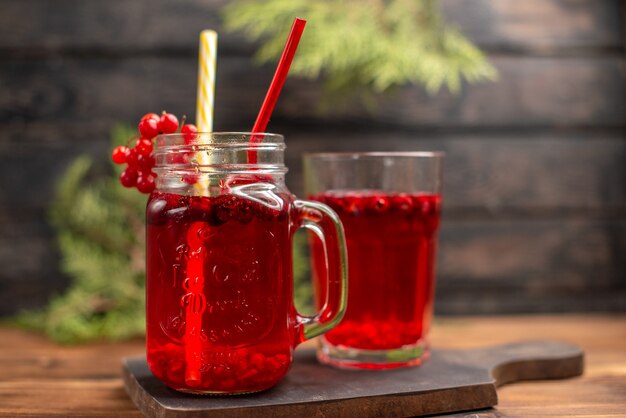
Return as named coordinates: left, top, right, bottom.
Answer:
left=146, top=133, right=348, bottom=394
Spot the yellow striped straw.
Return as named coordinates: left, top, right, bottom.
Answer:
left=195, top=30, right=217, bottom=194
left=184, top=30, right=217, bottom=384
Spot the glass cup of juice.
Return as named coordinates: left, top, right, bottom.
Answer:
left=146, top=133, right=348, bottom=394
left=304, top=152, right=443, bottom=369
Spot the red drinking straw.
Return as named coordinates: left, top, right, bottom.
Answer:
left=248, top=17, right=307, bottom=163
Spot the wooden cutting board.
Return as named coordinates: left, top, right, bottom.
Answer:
left=122, top=340, right=583, bottom=418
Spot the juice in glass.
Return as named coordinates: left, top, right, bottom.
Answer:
left=305, top=152, right=443, bottom=369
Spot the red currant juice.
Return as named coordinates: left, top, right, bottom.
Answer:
left=310, top=191, right=441, bottom=354
left=146, top=191, right=296, bottom=393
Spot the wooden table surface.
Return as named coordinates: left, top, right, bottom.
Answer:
left=1, top=315, right=624, bottom=417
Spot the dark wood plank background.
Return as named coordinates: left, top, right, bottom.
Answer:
left=0, top=0, right=624, bottom=315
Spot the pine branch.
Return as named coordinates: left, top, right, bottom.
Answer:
left=223, top=0, right=497, bottom=94
left=15, top=125, right=147, bottom=344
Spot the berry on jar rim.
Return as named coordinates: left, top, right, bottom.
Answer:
left=139, top=118, right=160, bottom=139
left=116, top=111, right=191, bottom=192
left=158, top=112, right=179, bottom=134
left=181, top=123, right=198, bottom=143
left=181, top=123, right=197, bottom=134
left=141, top=113, right=160, bottom=123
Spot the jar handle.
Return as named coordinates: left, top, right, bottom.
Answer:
left=293, top=200, right=348, bottom=343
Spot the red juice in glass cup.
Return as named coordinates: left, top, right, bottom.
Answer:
left=304, top=153, right=444, bottom=369
left=146, top=133, right=347, bottom=394
left=310, top=192, right=441, bottom=350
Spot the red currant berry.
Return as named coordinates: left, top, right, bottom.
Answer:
left=181, top=123, right=197, bottom=133
left=137, top=173, right=156, bottom=193
left=140, top=113, right=159, bottom=123
left=139, top=118, right=159, bottom=139
left=158, top=112, right=179, bottom=134
left=125, top=147, right=138, bottom=166
left=137, top=153, right=156, bottom=171
left=370, top=195, right=390, bottom=213
left=392, top=194, right=413, bottom=212
left=135, top=138, right=153, bottom=156
left=369, top=197, right=381, bottom=211
left=111, top=146, right=128, bottom=164
left=120, top=167, right=138, bottom=188
left=250, top=353, right=265, bottom=369
left=181, top=123, right=198, bottom=142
